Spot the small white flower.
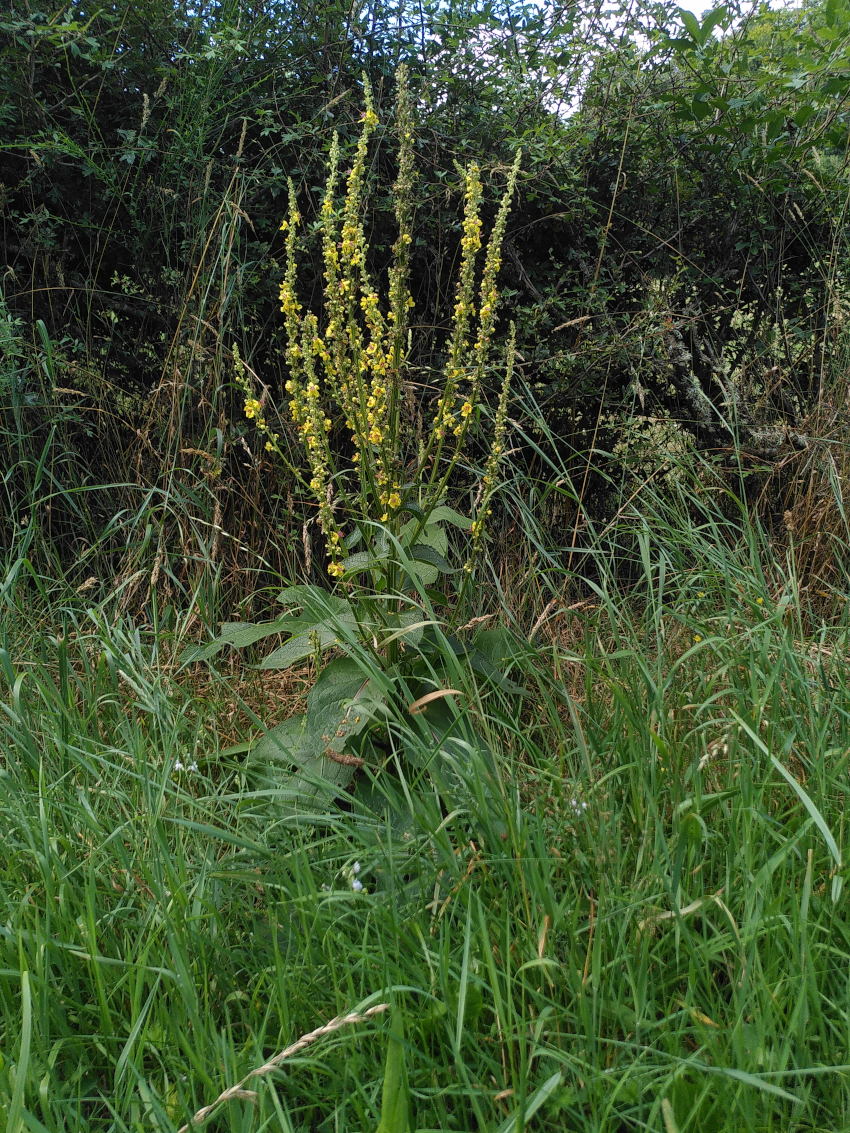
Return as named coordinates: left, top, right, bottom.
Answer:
left=351, top=878, right=364, bottom=892
left=174, top=760, right=184, bottom=772
left=188, top=761, right=199, bottom=773
left=352, top=861, right=361, bottom=875
left=321, top=884, right=331, bottom=891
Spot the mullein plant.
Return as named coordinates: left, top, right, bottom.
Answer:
left=197, top=68, right=524, bottom=799
left=238, top=65, right=520, bottom=589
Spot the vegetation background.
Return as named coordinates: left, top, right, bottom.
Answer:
left=3, top=0, right=850, bottom=1129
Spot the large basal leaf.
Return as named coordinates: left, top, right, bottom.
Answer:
left=472, top=627, right=527, bottom=688
left=178, top=605, right=339, bottom=666
left=305, top=656, right=385, bottom=757
left=249, top=713, right=314, bottom=765
left=466, top=647, right=524, bottom=694
left=249, top=658, right=386, bottom=806
left=416, top=630, right=525, bottom=694
left=277, top=585, right=354, bottom=621
left=408, top=694, right=496, bottom=775
left=259, top=623, right=347, bottom=670
left=248, top=717, right=358, bottom=804
left=178, top=639, right=226, bottom=665
left=217, top=617, right=295, bottom=648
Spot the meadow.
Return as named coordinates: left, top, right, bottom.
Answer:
left=3, top=448, right=850, bottom=1132
left=4, top=0, right=850, bottom=1127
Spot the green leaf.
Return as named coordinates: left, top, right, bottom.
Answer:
left=410, top=543, right=457, bottom=574
left=425, top=589, right=449, bottom=606
left=473, top=626, right=524, bottom=668
left=402, top=523, right=449, bottom=584
left=342, top=549, right=390, bottom=576
left=277, top=585, right=353, bottom=620
left=178, top=614, right=308, bottom=666
left=249, top=714, right=313, bottom=765
left=700, top=5, right=726, bottom=38
left=217, top=618, right=292, bottom=648
left=709, top=1066, right=798, bottom=1103
left=678, top=7, right=701, bottom=42
left=467, top=647, right=524, bottom=694
left=770, top=753, right=841, bottom=873
left=375, top=1008, right=411, bottom=1133
left=306, top=656, right=383, bottom=757
left=8, top=970, right=31, bottom=1133
left=259, top=624, right=342, bottom=669
left=426, top=505, right=470, bottom=529
left=382, top=610, right=429, bottom=647
left=178, top=640, right=225, bottom=666
left=495, top=1072, right=563, bottom=1133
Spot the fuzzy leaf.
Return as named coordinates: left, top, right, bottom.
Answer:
left=178, top=640, right=225, bottom=666
left=426, top=505, right=470, bottom=529
left=277, top=585, right=354, bottom=620
left=409, top=542, right=456, bottom=574
left=218, top=618, right=292, bottom=648
left=259, top=624, right=341, bottom=669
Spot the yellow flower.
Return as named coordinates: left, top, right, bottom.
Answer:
left=402, top=233, right=412, bottom=245
left=461, top=402, right=472, bottom=417
left=756, top=597, right=764, bottom=605
left=381, top=512, right=388, bottom=522
left=388, top=492, right=401, bottom=509
left=265, top=441, right=273, bottom=452
left=369, top=426, right=382, bottom=444
left=694, top=635, right=702, bottom=643
left=279, top=219, right=288, bottom=231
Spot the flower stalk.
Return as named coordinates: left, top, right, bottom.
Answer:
left=237, top=65, right=520, bottom=585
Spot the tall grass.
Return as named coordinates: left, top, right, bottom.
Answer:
left=2, top=448, right=850, bottom=1131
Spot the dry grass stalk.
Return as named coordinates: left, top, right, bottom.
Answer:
left=177, top=1003, right=389, bottom=1131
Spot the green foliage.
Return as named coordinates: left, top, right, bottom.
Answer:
left=375, top=1008, right=412, bottom=1133
left=4, top=476, right=850, bottom=1129
left=5, top=7, right=850, bottom=1125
